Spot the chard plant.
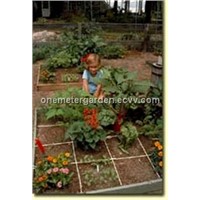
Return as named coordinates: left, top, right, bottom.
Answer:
left=118, top=122, right=139, bottom=152
left=97, top=67, right=151, bottom=116
left=94, top=67, right=151, bottom=149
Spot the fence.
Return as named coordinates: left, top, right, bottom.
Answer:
left=33, top=23, right=163, bottom=52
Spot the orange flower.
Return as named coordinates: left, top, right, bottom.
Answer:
left=53, top=158, right=57, bottom=163
left=154, top=141, right=160, bottom=147
left=42, top=175, right=47, bottom=180
left=65, top=152, right=70, bottom=157
left=38, top=176, right=44, bottom=182
left=62, top=161, right=68, bottom=166
left=157, top=145, right=163, bottom=151
left=159, top=161, right=163, bottom=167
left=158, top=151, right=163, bottom=157
left=47, top=156, right=53, bottom=162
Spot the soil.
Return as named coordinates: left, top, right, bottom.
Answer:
left=34, top=119, right=161, bottom=194
left=33, top=50, right=162, bottom=194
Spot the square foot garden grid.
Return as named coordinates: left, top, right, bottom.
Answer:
left=33, top=108, right=163, bottom=194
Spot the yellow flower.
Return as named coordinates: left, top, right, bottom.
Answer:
left=157, top=145, right=163, bottom=151
left=65, top=152, right=70, bottom=157
left=159, top=161, right=163, bottom=167
left=62, top=161, right=68, bottom=166
left=37, top=161, right=42, bottom=165
left=154, top=141, right=160, bottom=147
left=53, top=158, right=57, bottom=163
left=158, top=151, right=163, bottom=157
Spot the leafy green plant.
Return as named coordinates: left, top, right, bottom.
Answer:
left=137, top=117, right=163, bottom=137
left=81, top=154, right=117, bottom=187
left=33, top=152, right=73, bottom=194
left=100, top=44, right=125, bottom=59
left=33, top=43, right=59, bottom=63
left=97, top=67, right=151, bottom=115
left=65, top=121, right=107, bottom=150
left=80, top=155, right=111, bottom=165
left=118, top=122, right=139, bottom=151
left=82, top=167, right=118, bottom=187
left=137, top=81, right=163, bottom=137
left=43, top=88, right=91, bottom=124
left=98, top=109, right=117, bottom=127
left=61, top=73, right=80, bottom=82
left=43, top=51, right=74, bottom=70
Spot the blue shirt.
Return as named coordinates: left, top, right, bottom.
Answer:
left=82, top=69, right=103, bottom=94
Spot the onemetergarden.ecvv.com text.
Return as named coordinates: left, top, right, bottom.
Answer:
left=41, top=97, right=160, bottom=105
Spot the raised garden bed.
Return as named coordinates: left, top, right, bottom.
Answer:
left=33, top=108, right=163, bottom=194
left=37, top=65, right=82, bottom=91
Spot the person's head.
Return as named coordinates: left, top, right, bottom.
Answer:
left=85, top=54, right=101, bottom=75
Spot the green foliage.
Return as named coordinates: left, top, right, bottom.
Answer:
left=72, top=22, right=103, bottom=36
left=138, top=117, right=163, bottom=137
left=80, top=155, right=111, bottom=165
left=44, top=88, right=90, bottom=124
left=39, top=68, right=56, bottom=83
left=137, top=81, right=163, bottom=137
left=82, top=167, right=118, bottom=187
left=61, top=73, right=80, bottom=82
left=98, top=109, right=117, bottom=127
left=42, top=31, right=106, bottom=70
left=81, top=154, right=117, bottom=187
left=118, top=122, right=139, bottom=150
left=98, top=67, right=151, bottom=114
left=145, top=81, right=163, bottom=120
left=33, top=43, right=59, bottom=63
left=100, top=44, right=125, bottom=59
left=65, top=121, right=107, bottom=150
left=43, top=51, right=74, bottom=70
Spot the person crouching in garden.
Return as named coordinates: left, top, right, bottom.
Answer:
left=82, top=53, right=104, bottom=99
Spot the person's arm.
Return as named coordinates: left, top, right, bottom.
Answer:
left=82, top=70, right=90, bottom=93
left=94, top=84, right=102, bottom=98
left=83, top=79, right=90, bottom=93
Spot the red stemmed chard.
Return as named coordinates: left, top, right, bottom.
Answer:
left=35, top=138, right=45, bottom=154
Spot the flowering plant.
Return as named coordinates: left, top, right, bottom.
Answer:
left=149, top=140, right=163, bottom=177
left=40, top=68, right=55, bottom=83
left=65, top=108, right=107, bottom=150
left=33, top=152, right=73, bottom=194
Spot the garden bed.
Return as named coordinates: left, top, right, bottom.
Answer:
left=36, top=65, right=82, bottom=91
left=33, top=108, right=163, bottom=194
